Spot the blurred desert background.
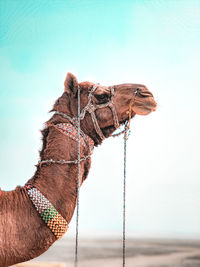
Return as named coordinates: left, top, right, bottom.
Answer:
left=13, top=238, right=200, bottom=267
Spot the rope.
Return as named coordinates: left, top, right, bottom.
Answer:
left=72, top=87, right=136, bottom=267
left=75, top=86, right=81, bottom=267
left=122, top=94, right=137, bottom=266
left=123, top=123, right=128, bottom=267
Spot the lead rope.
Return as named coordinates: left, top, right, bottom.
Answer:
left=74, top=89, right=137, bottom=267
left=122, top=93, right=136, bottom=267
left=123, top=121, right=130, bottom=267
left=75, top=86, right=81, bottom=267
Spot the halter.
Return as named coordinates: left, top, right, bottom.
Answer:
left=40, top=83, right=138, bottom=166
left=55, top=84, right=120, bottom=141
left=32, top=83, right=138, bottom=267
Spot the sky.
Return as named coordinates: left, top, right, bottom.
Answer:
left=0, top=0, right=200, bottom=239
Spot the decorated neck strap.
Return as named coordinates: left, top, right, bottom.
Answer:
left=25, top=185, right=68, bottom=239
left=55, top=123, right=94, bottom=151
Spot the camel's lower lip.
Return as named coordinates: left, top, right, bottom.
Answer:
left=146, top=101, right=157, bottom=112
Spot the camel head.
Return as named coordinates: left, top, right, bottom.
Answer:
left=53, top=72, right=157, bottom=145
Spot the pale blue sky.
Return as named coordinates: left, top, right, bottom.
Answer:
left=0, top=0, right=200, bottom=238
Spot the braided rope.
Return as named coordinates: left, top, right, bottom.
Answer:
left=123, top=125, right=128, bottom=267
left=122, top=90, right=138, bottom=267
left=75, top=85, right=81, bottom=267
left=38, top=154, right=91, bottom=166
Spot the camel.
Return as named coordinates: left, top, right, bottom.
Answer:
left=0, top=72, right=157, bottom=266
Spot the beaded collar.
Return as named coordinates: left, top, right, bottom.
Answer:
left=25, top=185, right=68, bottom=239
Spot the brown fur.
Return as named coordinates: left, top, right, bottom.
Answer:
left=0, top=73, right=156, bottom=266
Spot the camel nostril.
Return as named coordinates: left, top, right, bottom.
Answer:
left=135, top=88, right=140, bottom=95
left=132, top=88, right=140, bottom=95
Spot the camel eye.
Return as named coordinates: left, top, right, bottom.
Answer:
left=94, top=94, right=108, bottom=102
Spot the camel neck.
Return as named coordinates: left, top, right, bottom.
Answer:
left=26, top=123, right=91, bottom=225
left=0, top=122, right=92, bottom=266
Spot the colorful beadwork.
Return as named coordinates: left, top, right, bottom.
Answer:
left=25, top=185, right=68, bottom=239
left=56, top=123, right=94, bottom=151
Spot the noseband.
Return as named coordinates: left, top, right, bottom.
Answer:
left=55, top=84, right=120, bottom=141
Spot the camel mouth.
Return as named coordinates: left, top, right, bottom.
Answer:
left=148, top=100, right=157, bottom=112
left=136, top=102, right=157, bottom=112
left=131, top=96, right=157, bottom=115
left=149, top=97, right=157, bottom=111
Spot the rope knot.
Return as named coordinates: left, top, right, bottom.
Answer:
left=86, top=104, right=96, bottom=113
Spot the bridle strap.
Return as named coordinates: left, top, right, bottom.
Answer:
left=55, top=84, right=120, bottom=142
left=75, top=84, right=81, bottom=267
left=110, top=86, right=120, bottom=129
left=81, top=85, right=120, bottom=141
left=90, top=110, right=105, bottom=140
left=109, top=102, right=120, bottom=129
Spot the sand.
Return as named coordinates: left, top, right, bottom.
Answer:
left=15, top=238, right=200, bottom=267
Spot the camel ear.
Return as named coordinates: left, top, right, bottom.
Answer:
left=64, top=72, right=78, bottom=95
